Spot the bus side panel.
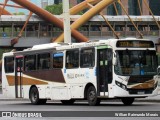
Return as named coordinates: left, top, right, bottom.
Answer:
left=64, top=68, right=97, bottom=99
left=37, top=85, right=47, bottom=99
left=108, top=84, right=114, bottom=98
left=3, top=85, right=15, bottom=98
left=51, top=84, right=71, bottom=100
left=2, top=58, right=15, bottom=98
left=22, top=85, right=49, bottom=99
left=22, top=85, right=30, bottom=99
left=70, top=84, right=84, bottom=98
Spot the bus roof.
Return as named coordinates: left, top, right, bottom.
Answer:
left=4, top=38, right=153, bottom=56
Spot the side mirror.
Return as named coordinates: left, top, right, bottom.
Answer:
left=157, top=66, right=160, bottom=75
left=106, top=49, right=113, bottom=61
left=113, top=52, right=117, bottom=65
left=113, top=57, right=117, bottom=65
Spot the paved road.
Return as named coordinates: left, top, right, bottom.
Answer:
left=0, top=100, right=159, bottom=111
left=0, top=100, right=160, bottom=120
left=1, top=88, right=160, bottom=119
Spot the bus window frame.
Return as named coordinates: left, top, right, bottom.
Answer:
left=52, top=52, right=64, bottom=69
left=24, top=54, right=36, bottom=71
left=80, top=47, right=95, bottom=68
left=65, top=49, right=79, bottom=69
left=4, top=56, right=14, bottom=73
left=37, top=52, right=51, bottom=70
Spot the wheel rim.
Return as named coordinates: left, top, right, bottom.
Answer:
left=89, top=90, right=96, bottom=101
left=31, top=91, right=38, bottom=102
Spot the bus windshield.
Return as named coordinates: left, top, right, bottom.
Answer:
left=114, top=50, right=157, bottom=76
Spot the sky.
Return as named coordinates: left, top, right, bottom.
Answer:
left=0, top=0, right=42, bottom=14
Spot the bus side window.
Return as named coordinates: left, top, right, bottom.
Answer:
left=66, top=50, right=79, bottom=69
left=53, top=52, right=63, bottom=68
left=4, top=57, right=14, bottom=73
left=80, top=48, right=95, bottom=68
left=25, top=55, right=36, bottom=71
left=37, top=53, right=50, bottom=70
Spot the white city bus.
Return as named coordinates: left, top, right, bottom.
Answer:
left=2, top=38, right=159, bottom=106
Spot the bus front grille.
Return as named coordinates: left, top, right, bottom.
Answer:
left=128, top=89, right=153, bottom=95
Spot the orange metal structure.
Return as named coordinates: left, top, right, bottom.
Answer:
left=87, top=3, right=119, bottom=39
left=0, top=0, right=8, bottom=16
left=10, top=0, right=104, bottom=43
left=11, top=12, right=33, bottom=46
left=0, top=0, right=157, bottom=43
left=0, top=6, right=11, bottom=15
left=11, top=0, right=88, bottom=42
left=0, top=3, right=23, bottom=8
left=54, top=0, right=115, bottom=42
left=70, top=0, right=102, bottom=15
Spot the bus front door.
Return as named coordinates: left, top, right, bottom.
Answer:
left=15, top=56, right=23, bottom=98
left=97, top=47, right=112, bottom=96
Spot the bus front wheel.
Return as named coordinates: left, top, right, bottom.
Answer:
left=87, top=86, right=100, bottom=106
left=121, top=97, right=134, bottom=106
left=29, top=87, right=47, bottom=105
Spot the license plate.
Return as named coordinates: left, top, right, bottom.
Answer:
left=137, top=91, right=145, bottom=94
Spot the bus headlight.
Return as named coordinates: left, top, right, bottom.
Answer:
left=115, top=81, right=127, bottom=90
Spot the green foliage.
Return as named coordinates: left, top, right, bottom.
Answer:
left=0, top=49, right=12, bottom=59
left=13, top=12, right=25, bottom=15
left=45, top=3, right=63, bottom=15
left=45, top=3, right=85, bottom=15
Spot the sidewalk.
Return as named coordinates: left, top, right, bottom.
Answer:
left=136, top=95, right=160, bottom=102
left=0, top=93, right=28, bottom=101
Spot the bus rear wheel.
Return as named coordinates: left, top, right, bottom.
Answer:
left=61, top=100, right=75, bottom=105
left=29, top=87, right=47, bottom=105
left=87, top=86, right=100, bottom=106
left=121, top=97, right=134, bottom=106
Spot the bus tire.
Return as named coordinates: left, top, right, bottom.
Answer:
left=29, top=87, right=47, bottom=105
left=87, top=86, right=99, bottom=106
left=121, top=97, right=134, bottom=106
left=61, top=99, right=75, bottom=105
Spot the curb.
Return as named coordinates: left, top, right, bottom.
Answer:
left=0, top=99, right=29, bottom=101
left=135, top=99, right=160, bottom=102
left=0, top=98, right=159, bottom=103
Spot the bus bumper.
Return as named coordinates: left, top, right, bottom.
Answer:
left=113, top=84, right=159, bottom=98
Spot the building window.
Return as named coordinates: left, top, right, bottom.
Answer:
left=54, top=0, right=62, bottom=4
left=77, top=0, right=84, bottom=3
left=149, top=0, right=160, bottom=15
left=128, top=0, right=142, bottom=15
left=66, top=50, right=79, bottom=69
left=53, top=52, right=63, bottom=68
left=80, top=48, right=95, bottom=68
left=107, top=3, right=122, bottom=15
left=25, top=55, right=36, bottom=71
left=4, top=57, right=14, bottom=73
left=37, top=53, right=50, bottom=70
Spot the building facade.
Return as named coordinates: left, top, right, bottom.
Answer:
left=37, top=0, right=160, bottom=15
left=68, top=0, right=160, bottom=16
left=149, top=0, right=160, bottom=15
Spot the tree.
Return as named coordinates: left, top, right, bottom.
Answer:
left=0, top=49, right=12, bottom=59
left=13, top=12, right=25, bottom=15
left=45, top=3, right=63, bottom=15
left=45, top=3, right=85, bottom=15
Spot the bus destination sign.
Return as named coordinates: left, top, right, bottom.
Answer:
left=116, top=40, right=154, bottom=48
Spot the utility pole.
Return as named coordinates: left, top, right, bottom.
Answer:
left=62, top=0, right=72, bottom=43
